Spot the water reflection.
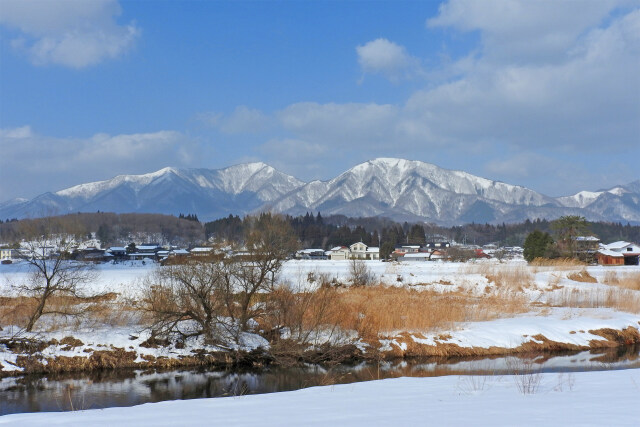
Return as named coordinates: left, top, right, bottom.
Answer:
left=1, top=345, right=638, bottom=416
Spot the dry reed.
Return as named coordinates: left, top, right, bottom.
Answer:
left=529, top=258, right=586, bottom=267
left=602, top=271, right=640, bottom=291
left=462, top=264, right=534, bottom=291
left=327, top=286, right=528, bottom=339
left=546, top=287, right=640, bottom=313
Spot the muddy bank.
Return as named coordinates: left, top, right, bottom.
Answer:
left=2, top=326, right=639, bottom=378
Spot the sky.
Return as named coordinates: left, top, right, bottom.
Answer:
left=0, top=0, right=639, bottom=201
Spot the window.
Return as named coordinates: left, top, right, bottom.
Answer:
left=628, top=247, right=633, bottom=251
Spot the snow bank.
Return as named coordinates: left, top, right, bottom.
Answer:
left=2, top=369, right=638, bottom=426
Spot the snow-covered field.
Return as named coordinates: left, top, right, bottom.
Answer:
left=2, top=258, right=639, bottom=296
left=2, top=368, right=639, bottom=426
left=0, top=261, right=153, bottom=296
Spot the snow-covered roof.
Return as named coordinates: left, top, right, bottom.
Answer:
left=604, top=241, right=631, bottom=250
left=190, top=247, right=213, bottom=252
left=575, top=236, right=600, bottom=241
left=298, top=249, right=325, bottom=254
left=138, top=245, right=160, bottom=251
left=330, top=246, right=348, bottom=251
left=172, top=249, right=190, bottom=255
left=366, top=247, right=380, bottom=253
left=597, top=249, right=624, bottom=257
left=402, top=253, right=430, bottom=258
left=108, top=247, right=127, bottom=251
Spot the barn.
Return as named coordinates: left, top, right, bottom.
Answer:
left=597, top=241, right=640, bottom=266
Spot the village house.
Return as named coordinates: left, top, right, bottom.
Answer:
left=349, top=242, right=380, bottom=260
left=596, top=241, right=640, bottom=266
left=74, top=247, right=107, bottom=262
left=0, top=248, right=20, bottom=264
left=189, top=247, right=215, bottom=257
left=107, top=247, right=128, bottom=260
left=574, top=236, right=601, bottom=262
left=327, top=243, right=380, bottom=261
left=328, top=246, right=350, bottom=261
left=295, top=249, right=327, bottom=260
left=398, top=252, right=431, bottom=262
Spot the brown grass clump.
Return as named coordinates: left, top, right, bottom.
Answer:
left=0, top=293, right=134, bottom=331
left=602, top=271, right=640, bottom=291
left=529, top=258, right=586, bottom=267
left=567, top=270, right=597, bottom=283
left=326, top=286, right=527, bottom=340
left=464, top=264, right=534, bottom=291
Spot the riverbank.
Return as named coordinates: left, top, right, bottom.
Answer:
left=2, top=307, right=639, bottom=377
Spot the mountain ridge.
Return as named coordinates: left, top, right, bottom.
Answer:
left=1, top=158, right=638, bottom=225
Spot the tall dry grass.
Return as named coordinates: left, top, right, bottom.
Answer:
left=0, top=293, right=134, bottom=331
left=602, top=271, right=640, bottom=291
left=462, top=264, right=534, bottom=291
left=529, top=258, right=586, bottom=274
left=545, top=287, right=640, bottom=313
left=529, top=258, right=586, bottom=268
left=326, top=286, right=528, bottom=339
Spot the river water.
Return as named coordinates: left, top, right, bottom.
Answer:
left=1, top=346, right=639, bottom=415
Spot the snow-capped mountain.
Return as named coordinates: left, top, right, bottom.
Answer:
left=0, top=163, right=304, bottom=221
left=1, top=159, right=638, bottom=225
left=269, top=158, right=558, bottom=222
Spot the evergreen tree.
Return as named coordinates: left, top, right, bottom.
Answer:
left=523, top=230, right=554, bottom=262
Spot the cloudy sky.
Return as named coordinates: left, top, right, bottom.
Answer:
left=1, top=0, right=638, bottom=201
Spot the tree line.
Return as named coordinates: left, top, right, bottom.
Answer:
left=205, top=213, right=640, bottom=253
left=0, top=212, right=205, bottom=246
left=1, top=211, right=638, bottom=252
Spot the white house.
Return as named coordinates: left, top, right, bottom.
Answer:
left=328, top=246, right=350, bottom=260
left=0, top=248, right=19, bottom=263
left=399, top=252, right=430, bottom=262
left=328, top=243, right=380, bottom=261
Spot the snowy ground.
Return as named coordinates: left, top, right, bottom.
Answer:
left=2, top=257, right=639, bottom=295
left=2, top=368, right=639, bottom=426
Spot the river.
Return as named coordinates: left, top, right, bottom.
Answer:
left=1, top=346, right=639, bottom=415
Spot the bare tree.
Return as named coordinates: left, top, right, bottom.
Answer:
left=349, top=258, right=373, bottom=287
left=142, top=259, right=228, bottom=345
left=15, top=222, right=98, bottom=332
left=222, top=213, right=299, bottom=336
left=142, top=213, right=298, bottom=345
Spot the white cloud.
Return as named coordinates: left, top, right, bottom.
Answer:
left=409, top=7, right=640, bottom=149
left=0, top=127, right=206, bottom=200
left=198, top=106, right=272, bottom=134
left=278, top=102, right=400, bottom=146
left=356, top=38, right=421, bottom=81
left=427, top=0, right=626, bottom=64
left=0, top=0, right=139, bottom=68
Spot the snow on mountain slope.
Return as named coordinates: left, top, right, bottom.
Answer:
left=557, top=186, right=632, bottom=209
left=1, top=163, right=304, bottom=221
left=270, top=158, right=558, bottom=222
left=0, top=158, right=638, bottom=224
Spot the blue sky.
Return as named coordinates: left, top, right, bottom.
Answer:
left=1, top=0, right=639, bottom=201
